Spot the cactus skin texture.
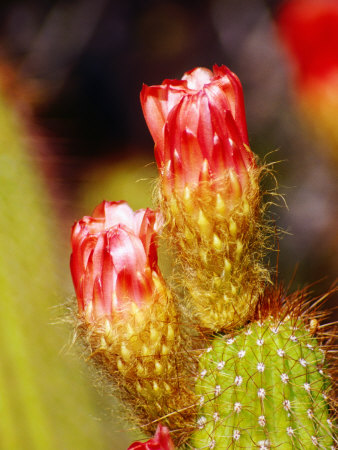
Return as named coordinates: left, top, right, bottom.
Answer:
left=191, top=317, right=335, bottom=449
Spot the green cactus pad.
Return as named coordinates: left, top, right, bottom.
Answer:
left=190, top=318, right=335, bottom=449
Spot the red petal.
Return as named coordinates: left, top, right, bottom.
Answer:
left=92, top=200, right=135, bottom=230
left=141, top=64, right=255, bottom=193
left=116, top=268, right=151, bottom=309
left=137, top=209, right=158, bottom=266
left=182, top=66, right=213, bottom=90
left=101, top=250, right=115, bottom=315
left=277, top=0, right=338, bottom=84
left=205, top=68, right=249, bottom=146
left=107, top=226, right=146, bottom=275
left=140, top=81, right=188, bottom=166
left=179, top=94, right=205, bottom=183
left=127, top=424, right=175, bottom=450
left=70, top=201, right=163, bottom=321
left=92, top=276, right=105, bottom=319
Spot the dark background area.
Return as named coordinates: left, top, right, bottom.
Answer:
left=1, top=0, right=283, bottom=175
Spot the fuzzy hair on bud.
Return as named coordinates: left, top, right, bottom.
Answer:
left=141, top=65, right=271, bottom=331
left=70, top=201, right=197, bottom=443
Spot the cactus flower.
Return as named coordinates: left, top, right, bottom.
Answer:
left=277, top=0, right=338, bottom=86
left=70, top=201, right=194, bottom=442
left=70, top=200, right=159, bottom=321
left=141, top=65, right=255, bottom=196
left=277, top=0, right=338, bottom=158
left=128, top=425, right=175, bottom=450
left=141, top=65, right=267, bottom=332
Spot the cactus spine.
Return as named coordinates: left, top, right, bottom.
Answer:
left=192, top=319, right=334, bottom=448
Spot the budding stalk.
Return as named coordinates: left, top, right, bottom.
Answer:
left=81, top=276, right=194, bottom=439
left=70, top=201, right=196, bottom=441
left=141, top=65, right=270, bottom=331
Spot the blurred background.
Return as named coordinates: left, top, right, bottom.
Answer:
left=0, top=0, right=336, bottom=448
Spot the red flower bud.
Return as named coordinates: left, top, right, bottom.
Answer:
left=277, top=0, right=338, bottom=86
left=141, top=65, right=255, bottom=194
left=127, top=425, right=175, bottom=450
left=70, top=201, right=160, bottom=321
left=277, top=0, right=338, bottom=157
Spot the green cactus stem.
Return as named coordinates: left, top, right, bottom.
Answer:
left=190, top=316, right=335, bottom=449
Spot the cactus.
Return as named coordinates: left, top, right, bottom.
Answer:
left=70, top=65, right=337, bottom=448
left=192, top=301, right=335, bottom=448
